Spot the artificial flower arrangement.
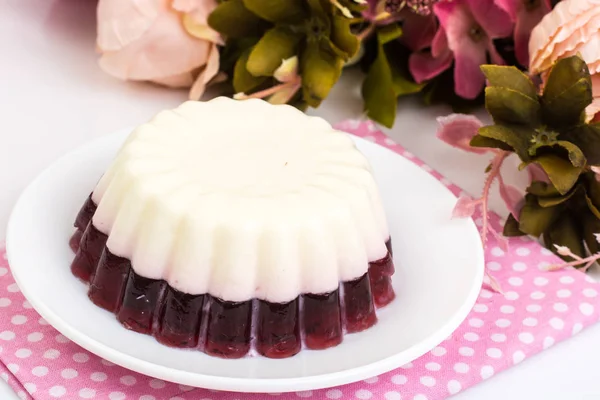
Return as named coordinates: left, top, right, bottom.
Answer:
left=95, top=0, right=600, bottom=273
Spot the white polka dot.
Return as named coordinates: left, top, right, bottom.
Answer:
left=101, top=359, right=115, bottom=367
left=491, top=247, right=505, bottom=256
left=44, top=349, right=60, bottom=359
left=481, top=365, right=495, bottom=379
left=533, top=277, right=548, bottom=286
left=464, top=332, right=479, bottom=341
left=553, top=303, right=568, bottom=313
left=139, top=396, right=155, bottom=400
left=413, top=395, right=428, bottom=400
left=27, top=332, right=43, bottom=342
left=79, top=388, right=96, bottom=399
left=7, top=364, right=18, bottom=373
left=49, top=386, right=67, bottom=398
left=296, top=391, right=313, bottom=398
left=355, top=389, right=373, bottom=399
left=572, top=323, right=583, bottom=335
left=38, top=318, right=49, bottom=325
left=15, top=348, right=31, bottom=358
left=32, top=366, right=48, bottom=377
left=500, top=305, right=515, bottom=314
left=586, top=275, right=597, bottom=283
left=403, top=151, right=415, bottom=158
left=516, top=247, right=530, bottom=256
left=550, top=317, right=565, bottom=330
left=11, top=315, right=27, bottom=325
left=55, top=334, right=69, bottom=343
left=473, top=304, right=488, bottom=313
left=495, top=319, right=511, bottom=328
left=459, top=346, right=475, bottom=356
left=504, top=291, right=519, bottom=300
left=469, top=318, right=484, bottom=327
left=326, top=389, right=343, bottom=399
left=400, top=362, right=414, bottom=369
left=384, top=392, right=401, bottom=400
left=384, top=137, right=396, bottom=146
left=0, top=331, right=15, bottom=341
left=7, top=283, right=20, bottom=292
left=512, top=262, right=527, bottom=271
left=487, top=261, right=501, bottom=271
left=73, top=353, right=89, bottom=363
left=583, top=288, right=598, bottom=298
left=108, top=392, right=126, bottom=400
left=557, top=289, right=572, bottom=298
left=430, top=346, right=446, bottom=356
left=24, top=382, right=36, bottom=393
left=120, top=375, right=136, bottom=386
left=22, top=300, right=32, bottom=309
left=447, top=380, right=462, bottom=395
left=541, top=247, right=553, bottom=255
left=486, top=348, right=502, bottom=358
left=543, top=336, right=555, bottom=349
left=61, top=368, right=78, bottom=379
left=90, top=372, right=107, bottom=382
left=363, top=376, right=378, bottom=384
left=0, top=267, right=6, bottom=276
left=0, top=298, right=10, bottom=307
left=559, top=276, right=575, bottom=284
left=420, top=376, right=436, bottom=387
left=425, top=362, right=441, bottom=371
left=513, top=350, right=526, bottom=364
left=580, top=303, right=595, bottom=316
left=531, top=291, right=545, bottom=300
left=508, top=277, right=523, bottom=286
left=0, top=372, right=7, bottom=382
left=17, top=390, right=27, bottom=399
left=479, top=290, right=493, bottom=299
left=150, top=379, right=166, bottom=389
left=518, top=332, right=534, bottom=344
left=526, top=304, right=541, bottom=313
left=391, top=374, right=407, bottom=385
left=523, top=317, right=538, bottom=327
left=454, top=362, right=469, bottom=373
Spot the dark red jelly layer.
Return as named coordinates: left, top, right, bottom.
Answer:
left=71, top=223, right=107, bottom=282
left=256, top=298, right=301, bottom=358
left=75, top=194, right=97, bottom=231
left=69, top=229, right=83, bottom=253
left=368, top=252, right=396, bottom=307
left=303, top=291, right=342, bottom=350
left=385, top=238, right=393, bottom=257
left=204, top=298, right=252, bottom=359
left=117, top=272, right=165, bottom=334
left=89, top=248, right=131, bottom=313
left=343, top=273, right=377, bottom=333
left=156, top=287, right=205, bottom=349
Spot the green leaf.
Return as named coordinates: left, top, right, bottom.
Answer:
left=562, top=123, right=600, bottom=165
left=530, top=154, right=582, bottom=195
left=246, top=27, right=301, bottom=76
left=208, top=0, right=266, bottom=38
left=527, top=181, right=560, bottom=197
left=242, top=0, right=307, bottom=23
left=503, top=213, right=526, bottom=236
left=470, top=134, right=513, bottom=151
left=519, top=194, right=561, bottom=236
left=543, top=212, right=585, bottom=260
left=481, top=65, right=538, bottom=100
left=538, top=186, right=578, bottom=207
left=377, top=24, right=403, bottom=44
left=330, top=15, right=358, bottom=59
left=530, top=141, right=586, bottom=167
left=586, top=173, right=600, bottom=210
left=301, top=41, right=343, bottom=108
left=485, top=87, right=541, bottom=125
left=233, top=48, right=267, bottom=93
left=478, top=124, right=534, bottom=160
left=361, top=40, right=396, bottom=128
left=541, top=55, right=592, bottom=127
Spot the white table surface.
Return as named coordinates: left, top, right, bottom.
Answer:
left=2, top=1, right=600, bottom=399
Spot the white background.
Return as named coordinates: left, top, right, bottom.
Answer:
left=2, top=1, right=600, bottom=399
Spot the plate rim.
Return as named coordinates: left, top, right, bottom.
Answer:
left=6, top=129, right=484, bottom=393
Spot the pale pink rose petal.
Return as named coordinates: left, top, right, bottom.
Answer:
left=498, top=181, right=525, bottom=221
left=452, top=195, right=478, bottom=218
left=401, top=14, right=438, bottom=52
left=97, top=0, right=160, bottom=52
left=491, top=228, right=510, bottom=252
left=484, top=271, right=504, bottom=294
left=152, top=71, right=195, bottom=88
left=436, top=114, right=487, bottom=154
left=189, top=43, right=220, bottom=100
left=535, top=28, right=600, bottom=73
left=466, top=0, right=513, bottom=38
left=99, top=4, right=212, bottom=81
left=408, top=50, right=453, bottom=83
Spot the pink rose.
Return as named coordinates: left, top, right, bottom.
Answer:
left=97, top=0, right=221, bottom=99
left=529, top=0, right=600, bottom=121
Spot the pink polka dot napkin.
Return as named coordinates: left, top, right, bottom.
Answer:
left=1, top=119, right=600, bottom=400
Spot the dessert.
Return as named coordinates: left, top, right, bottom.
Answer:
left=70, top=98, right=395, bottom=359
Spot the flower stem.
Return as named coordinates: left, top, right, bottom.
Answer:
left=357, top=24, right=375, bottom=41
left=234, top=79, right=300, bottom=100
left=480, top=151, right=509, bottom=245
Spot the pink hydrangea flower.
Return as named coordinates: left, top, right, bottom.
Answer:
left=494, top=0, right=552, bottom=67
left=409, top=0, right=513, bottom=99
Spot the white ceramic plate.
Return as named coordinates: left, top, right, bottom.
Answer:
left=6, top=129, right=484, bottom=393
